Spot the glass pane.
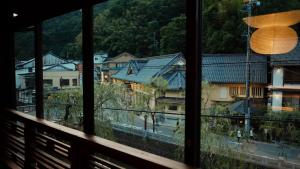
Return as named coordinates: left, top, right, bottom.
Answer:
left=43, top=10, right=83, bottom=130
left=201, top=0, right=300, bottom=168
left=15, top=31, right=36, bottom=116
left=93, top=0, right=186, bottom=161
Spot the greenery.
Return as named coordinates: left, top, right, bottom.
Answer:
left=259, top=110, right=300, bottom=146
left=15, top=0, right=300, bottom=60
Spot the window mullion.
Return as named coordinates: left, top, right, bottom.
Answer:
left=35, top=23, right=44, bottom=119
left=82, top=5, right=95, bottom=134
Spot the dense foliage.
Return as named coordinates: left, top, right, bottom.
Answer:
left=15, top=0, right=300, bottom=60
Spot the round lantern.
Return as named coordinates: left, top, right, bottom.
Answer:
left=244, top=10, right=300, bottom=28
left=250, top=26, right=298, bottom=55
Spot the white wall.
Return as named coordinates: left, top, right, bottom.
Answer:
left=272, top=67, right=284, bottom=112
left=272, top=67, right=284, bottom=87
left=16, top=68, right=29, bottom=89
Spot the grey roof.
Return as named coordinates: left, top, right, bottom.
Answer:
left=163, top=70, right=185, bottom=90
left=112, top=53, right=185, bottom=90
left=15, top=51, right=68, bottom=69
left=43, top=64, right=74, bottom=71
left=271, top=43, right=300, bottom=66
left=229, top=99, right=265, bottom=115
left=202, top=54, right=267, bottom=84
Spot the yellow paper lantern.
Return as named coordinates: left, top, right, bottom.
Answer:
left=250, top=26, right=298, bottom=55
left=244, top=10, right=300, bottom=28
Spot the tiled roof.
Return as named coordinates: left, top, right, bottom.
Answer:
left=202, top=54, right=267, bottom=84
left=229, top=99, right=265, bottom=115
left=163, top=70, right=185, bottom=90
left=112, top=53, right=185, bottom=89
left=271, top=44, right=300, bottom=66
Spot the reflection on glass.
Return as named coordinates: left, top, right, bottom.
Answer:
left=15, top=31, right=36, bottom=116
left=43, top=10, right=83, bottom=130
left=201, top=0, right=300, bottom=168
left=93, top=0, right=186, bottom=161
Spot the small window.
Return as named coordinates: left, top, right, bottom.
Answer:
left=229, top=86, right=239, bottom=96
left=240, top=87, right=246, bottom=96
left=219, top=87, right=228, bottom=99
left=127, top=67, right=133, bottom=75
left=60, top=79, right=69, bottom=86
left=168, top=105, right=178, bottom=111
left=72, top=79, right=77, bottom=86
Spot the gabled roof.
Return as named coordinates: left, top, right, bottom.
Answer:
left=229, top=99, right=265, bottom=115
left=43, top=64, right=74, bottom=71
left=16, top=51, right=68, bottom=69
left=202, top=54, right=267, bottom=84
left=112, top=53, right=185, bottom=89
left=105, top=52, right=136, bottom=63
left=271, top=43, right=300, bottom=66
left=127, top=60, right=148, bottom=75
left=163, top=70, right=185, bottom=90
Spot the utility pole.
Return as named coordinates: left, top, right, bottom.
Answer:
left=244, top=0, right=261, bottom=136
left=244, top=0, right=253, bottom=136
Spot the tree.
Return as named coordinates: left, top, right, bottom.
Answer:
left=202, top=0, right=245, bottom=54
left=160, top=15, right=186, bottom=54
left=44, top=88, right=83, bottom=129
left=90, top=0, right=185, bottom=57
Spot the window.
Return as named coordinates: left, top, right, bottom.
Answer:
left=219, top=87, right=228, bottom=99
left=72, top=79, right=77, bottom=86
left=43, top=10, right=83, bottom=130
left=229, top=86, right=239, bottom=96
left=202, top=0, right=300, bottom=168
left=168, top=105, right=178, bottom=111
left=284, top=66, right=300, bottom=84
left=60, top=79, right=70, bottom=86
left=240, top=86, right=246, bottom=96
left=10, top=0, right=300, bottom=168
left=93, top=0, right=186, bottom=161
left=15, top=31, right=36, bottom=116
left=251, top=87, right=263, bottom=97
left=127, top=67, right=133, bottom=75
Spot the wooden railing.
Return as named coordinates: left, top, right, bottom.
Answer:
left=0, top=108, right=194, bottom=169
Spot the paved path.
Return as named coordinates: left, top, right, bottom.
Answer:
left=117, top=116, right=300, bottom=164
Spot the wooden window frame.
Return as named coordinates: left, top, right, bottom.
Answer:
left=12, top=0, right=202, bottom=167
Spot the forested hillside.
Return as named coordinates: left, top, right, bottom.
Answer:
left=15, top=0, right=300, bottom=60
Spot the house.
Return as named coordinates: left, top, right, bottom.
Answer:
left=16, top=52, right=79, bottom=105
left=102, top=52, right=136, bottom=82
left=20, top=63, right=79, bottom=89
left=15, top=52, right=69, bottom=89
left=269, top=44, right=300, bottom=112
left=112, top=53, right=186, bottom=117
left=202, top=54, right=268, bottom=114
left=76, top=53, right=108, bottom=83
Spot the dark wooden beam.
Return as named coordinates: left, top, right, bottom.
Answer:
left=82, top=4, right=94, bottom=134
left=11, top=0, right=107, bottom=30
left=0, top=4, right=16, bottom=109
left=185, top=0, right=201, bottom=167
left=35, top=23, right=44, bottom=118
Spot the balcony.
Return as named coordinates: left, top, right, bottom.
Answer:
left=0, top=108, right=192, bottom=169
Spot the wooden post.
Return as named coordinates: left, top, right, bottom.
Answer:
left=82, top=4, right=95, bottom=135
left=35, top=23, right=44, bottom=119
left=185, top=0, right=201, bottom=167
